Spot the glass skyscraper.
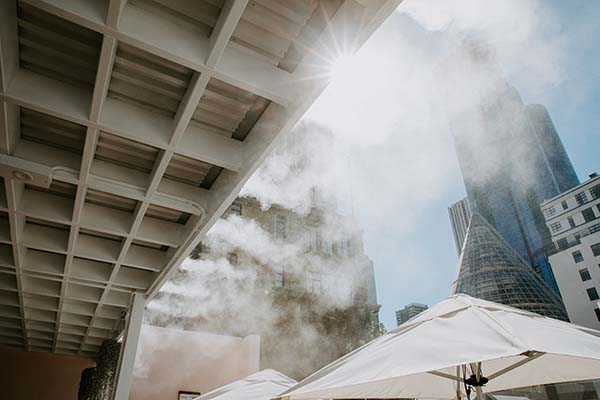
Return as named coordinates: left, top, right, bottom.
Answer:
left=438, top=42, right=580, bottom=292
left=448, top=197, right=472, bottom=255
left=525, top=104, right=581, bottom=193
left=452, top=213, right=568, bottom=321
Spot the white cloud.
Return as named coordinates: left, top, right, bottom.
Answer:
left=400, top=0, right=566, bottom=95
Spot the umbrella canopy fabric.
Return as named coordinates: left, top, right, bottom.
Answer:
left=276, top=294, right=600, bottom=400
left=196, top=369, right=297, bottom=400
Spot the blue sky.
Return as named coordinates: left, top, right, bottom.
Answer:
left=306, top=0, right=600, bottom=330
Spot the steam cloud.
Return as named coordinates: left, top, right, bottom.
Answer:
left=145, top=121, right=376, bottom=378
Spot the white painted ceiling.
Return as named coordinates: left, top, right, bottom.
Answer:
left=0, top=0, right=400, bottom=357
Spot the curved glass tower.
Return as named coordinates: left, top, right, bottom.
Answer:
left=438, top=42, right=580, bottom=293
left=525, top=104, right=581, bottom=193
left=452, top=213, right=568, bottom=321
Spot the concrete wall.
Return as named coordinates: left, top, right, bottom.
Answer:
left=0, top=349, right=95, bottom=400
left=130, top=324, right=260, bottom=400
left=549, top=232, right=600, bottom=330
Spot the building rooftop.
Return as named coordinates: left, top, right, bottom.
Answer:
left=540, top=173, right=600, bottom=207
left=401, top=302, right=428, bottom=309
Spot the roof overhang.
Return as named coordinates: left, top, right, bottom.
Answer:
left=0, top=0, right=401, bottom=357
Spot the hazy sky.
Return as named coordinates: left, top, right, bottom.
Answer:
left=301, top=0, right=600, bottom=329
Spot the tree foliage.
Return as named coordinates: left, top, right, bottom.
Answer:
left=78, top=339, right=121, bottom=400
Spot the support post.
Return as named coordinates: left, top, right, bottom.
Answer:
left=456, top=366, right=462, bottom=400
left=475, top=386, right=484, bottom=400
left=474, top=362, right=484, bottom=400
left=111, top=292, right=146, bottom=400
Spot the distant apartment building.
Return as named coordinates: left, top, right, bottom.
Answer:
left=395, top=303, right=428, bottom=326
left=541, top=173, right=600, bottom=329
left=448, top=197, right=472, bottom=255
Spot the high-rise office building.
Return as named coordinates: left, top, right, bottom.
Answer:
left=541, top=173, right=600, bottom=329
left=525, top=105, right=581, bottom=194
left=395, top=303, right=428, bottom=326
left=452, top=213, right=568, bottom=321
left=448, top=197, right=472, bottom=255
left=437, top=41, right=580, bottom=291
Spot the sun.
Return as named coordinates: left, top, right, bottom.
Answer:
left=329, top=54, right=357, bottom=84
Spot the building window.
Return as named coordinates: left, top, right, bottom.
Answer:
left=579, top=268, right=592, bottom=282
left=322, top=240, right=333, bottom=256
left=545, top=207, right=556, bottom=218
left=192, top=242, right=209, bottom=258
left=335, top=241, right=344, bottom=257
left=550, top=221, right=562, bottom=233
left=572, top=250, right=584, bottom=263
left=567, top=217, right=576, bottom=228
left=561, top=200, right=568, bottom=210
left=591, top=223, right=600, bottom=234
left=591, top=184, right=600, bottom=200
left=595, top=308, right=600, bottom=322
left=307, top=271, right=322, bottom=294
left=275, top=215, right=287, bottom=239
left=345, top=240, right=354, bottom=257
left=557, top=238, right=568, bottom=250
left=586, top=287, right=600, bottom=301
left=229, top=202, right=242, bottom=216
left=582, top=208, right=596, bottom=223
left=274, top=271, right=284, bottom=288
left=315, top=231, right=322, bottom=252
left=576, top=192, right=589, bottom=206
left=308, top=230, right=318, bottom=252
left=179, top=391, right=201, bottom=400
left=592, top=243, right=600, bottom=257
left=227, top=253, right=238, bottom=265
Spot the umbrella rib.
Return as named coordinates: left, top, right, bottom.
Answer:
left=456, top=366, right=462, bottom=400
left=487, top=352, right=545, bottom=381
left=428, top=370, right=463, bottom=383
left=429, top=352, right=544, bottom=385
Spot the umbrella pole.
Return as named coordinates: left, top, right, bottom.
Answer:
left=475, top=362, right=484, bottom=400
left=475, top=386, right=484, bottom=400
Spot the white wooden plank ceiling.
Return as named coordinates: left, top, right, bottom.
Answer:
left=0, top=0, right=400, bottom=357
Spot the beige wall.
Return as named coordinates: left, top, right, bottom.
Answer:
left=131, top=324, right=260, bottom=400
left=0, top=348, right=95, bottom=400
left=0, top=326, right=259, bottom=400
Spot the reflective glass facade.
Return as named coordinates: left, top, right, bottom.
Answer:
left=453, top=88, right=579, bottom=293
left=439, top=44, right=580, bottom=294
left=453, top=213, right=569, bottom=321
left=448, top=197, right=472, bottom=255
left=526, top=104, right=581, bottom=194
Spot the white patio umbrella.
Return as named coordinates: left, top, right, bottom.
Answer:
left=196, top=369, right=297, bottom=400
left=275, top=294, right=600, bottom=400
